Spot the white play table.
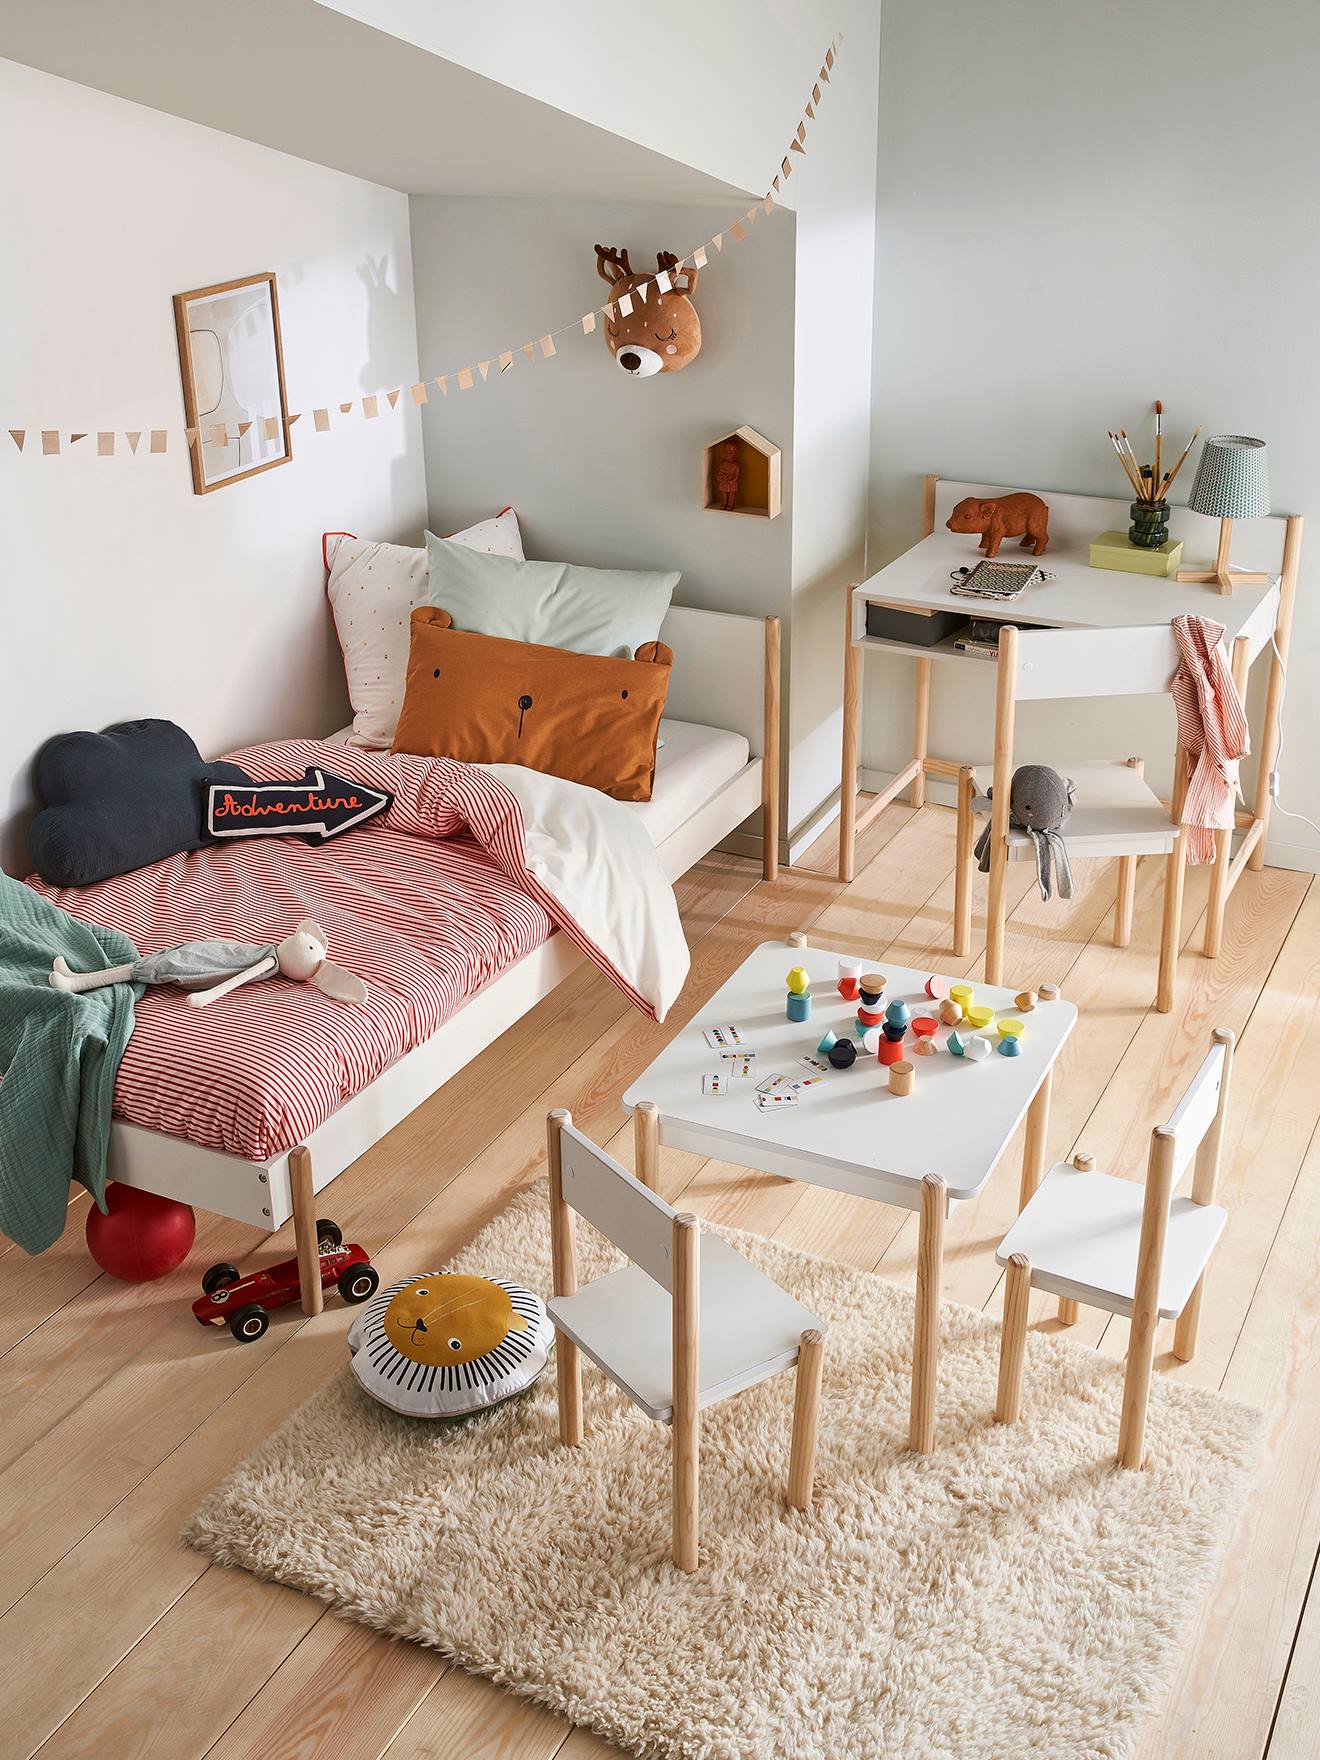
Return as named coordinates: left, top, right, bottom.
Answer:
left=623, top=936, right=1078, bottom=1452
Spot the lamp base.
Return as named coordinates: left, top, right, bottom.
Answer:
left=1176, top=516, right=1271, bottom=595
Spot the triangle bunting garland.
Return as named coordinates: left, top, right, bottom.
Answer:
left=12, top=37, right=840, bottom=455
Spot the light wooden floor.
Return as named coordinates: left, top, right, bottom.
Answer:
left=3, top=796, right=1319, bottom=1760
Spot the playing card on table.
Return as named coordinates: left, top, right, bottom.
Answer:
left=754, top=1088, right=799, bottom=1110
left=798, top=1054, right=831, bottom=1075
left=702, top=1072, right=728, bottom=1095
left=724, top=1054, right=758, bottom=1078
left=703, top=1023, right=747, bottom=1050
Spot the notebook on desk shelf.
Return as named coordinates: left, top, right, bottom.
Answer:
left=953, top=618, right=1004, bottom=659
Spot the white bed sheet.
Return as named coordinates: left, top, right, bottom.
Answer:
left=324, top=719, right=752, bottom=849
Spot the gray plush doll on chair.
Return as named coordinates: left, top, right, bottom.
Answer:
left=974, top=764, right=1077, bottom=902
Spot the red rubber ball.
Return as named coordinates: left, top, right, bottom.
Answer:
left=86, top=1183, right=196, bottom=1282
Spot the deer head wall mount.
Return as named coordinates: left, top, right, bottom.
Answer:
left=594, top=245, right=702, bottom=377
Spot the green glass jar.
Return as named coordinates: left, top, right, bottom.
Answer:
left=1128, top=499, right=1170, bottom=549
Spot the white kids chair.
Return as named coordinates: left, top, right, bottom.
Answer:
left=545, top=1107, right=826, bottom=1573
left=993, top=1027, right=1233, bottom=1468
left=952, top=620, right=1213, bottom=1013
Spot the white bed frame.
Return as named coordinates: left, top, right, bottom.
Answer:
left=104, top=606, right=781, bottom=1313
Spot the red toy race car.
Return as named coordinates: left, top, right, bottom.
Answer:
left=191, top=1219, right=379, bottom=1342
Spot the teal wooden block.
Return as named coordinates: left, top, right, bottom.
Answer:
left=947, top=1030, right=966, bottom=1057
left=817, top=1028, right=838, bottom=1054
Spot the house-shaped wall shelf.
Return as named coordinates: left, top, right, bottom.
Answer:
left=702, top=425, right=782, bottom=519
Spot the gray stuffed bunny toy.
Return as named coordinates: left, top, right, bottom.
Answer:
left=974, top=764, right=1076, bottom=901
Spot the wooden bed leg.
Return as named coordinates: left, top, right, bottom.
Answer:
left=762, top=615, right=781, bottom=884
left=288, top=1146, right=323, bottom=1318
left=634, top=1100, right=660, bottom=1191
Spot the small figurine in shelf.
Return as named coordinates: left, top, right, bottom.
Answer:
left=715, top=440, right=742, bottom=511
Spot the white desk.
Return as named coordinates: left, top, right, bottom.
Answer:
left=838, top=477, right=1302, bottom=968
left=623, top=937, right=1078, bottom=1451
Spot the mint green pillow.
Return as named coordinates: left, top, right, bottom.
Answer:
left=424, top=534, right=678, bottom=659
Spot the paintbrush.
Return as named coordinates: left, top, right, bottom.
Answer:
left=1108, top=431, right=1143, bottom=495
left=1119, top=430, right=1149, bottom=501
left=1153, top=401, right=1163, bottom=501
left=1158, top=425, right=1202, bottom=499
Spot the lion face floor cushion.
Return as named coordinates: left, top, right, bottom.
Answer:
left=348, top=1272, right=554, bottom=1418
left=391, top=606, right=672, bottom=801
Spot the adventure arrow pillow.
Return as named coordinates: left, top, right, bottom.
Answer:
left=206, top=768, right=391, bottom=844
left=30, top=720, right=256, bottom=888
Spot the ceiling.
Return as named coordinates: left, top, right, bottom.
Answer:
left=0, top=0, right=749, bottom=202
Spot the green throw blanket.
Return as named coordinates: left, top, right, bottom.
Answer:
left=0, top=874, right=143, bottom=1254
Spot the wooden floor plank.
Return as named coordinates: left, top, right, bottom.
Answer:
left=381, top=1669, right=572, bottom=1760
left=1266, top=1541, right=1320, bottom=1759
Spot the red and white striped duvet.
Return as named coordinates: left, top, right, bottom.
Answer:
left=28, top=741, right=688, bottom=1163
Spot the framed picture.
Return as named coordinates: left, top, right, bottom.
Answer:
left=173, top=272, right=291, bottom=494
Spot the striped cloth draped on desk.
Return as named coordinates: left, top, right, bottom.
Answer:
left=1171, top=615, right=1250, bottom=865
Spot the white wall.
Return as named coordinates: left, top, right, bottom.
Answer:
left=410, top=195, right=795, bottom=625
left=868, top=0, right=1320, bottom=871
left=0, top=60, right=427, bottom=873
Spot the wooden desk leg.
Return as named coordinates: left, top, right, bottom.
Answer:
left=1019, top=1068, right=1053, bottom=1212
left=953, top=767, right=975, bottom=958
left=787, top=1328, right=825, bottom=1511
left=288, top=1146, right=323, bottom=1318
left=1158, top=744, right=1189, bottom=1014
left=1249, top=514, right=1303, bottom=872
left=1204, top=639, right=1251, bottom=959
left=909, top=1174, right=946, bottom=1454
left=840, top=586, right=861, bottom=884
left=911, top=657, right=931, bottom=809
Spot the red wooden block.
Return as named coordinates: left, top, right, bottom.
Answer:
left=912, top=1016, right=939, bottom=1039
left=877, top=1037, right=905, bottom=1066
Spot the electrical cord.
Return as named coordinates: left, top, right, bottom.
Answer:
left=1265, top=633, right=1320, bottom=839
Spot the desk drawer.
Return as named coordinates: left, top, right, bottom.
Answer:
left=865, top=601, right=964, bottom=647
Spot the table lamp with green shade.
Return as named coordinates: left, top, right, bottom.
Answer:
left=1176, top=434, right=1272, bottom=594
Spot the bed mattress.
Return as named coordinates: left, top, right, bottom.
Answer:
left=28, top=725, right=746, bottom=1164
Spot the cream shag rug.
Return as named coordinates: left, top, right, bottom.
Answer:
left=185, top=1185, right=1259, bottom=1760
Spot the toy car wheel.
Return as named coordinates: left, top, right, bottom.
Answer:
left=201, top=1262, right=241, bottom=1295
left=228, top=1304, right=269, bottom=1342
left=315, top=1219, right=343, bottom=1251
left=338, top=1263, right=379, bottom=1305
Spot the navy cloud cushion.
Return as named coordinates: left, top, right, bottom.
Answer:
left=30, top=720, right=253, bottom=887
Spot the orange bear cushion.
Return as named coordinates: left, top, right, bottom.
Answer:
left=392, top=606, right=672, bottom=801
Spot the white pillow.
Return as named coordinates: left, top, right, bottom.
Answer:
left=326, top=509, right=523, bottom=748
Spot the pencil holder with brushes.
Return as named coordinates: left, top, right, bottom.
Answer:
left=1128, top=497, right=1171, bottom=549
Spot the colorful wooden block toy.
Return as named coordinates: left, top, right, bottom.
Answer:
left=963, top=1034, right=992, bottom=1062
left=998, top=1035, right=1023, bottom=1056
left=787, top=992, right=812, bottom=1022
left=938, top=998, right=963, bottom=1026
left=889, top=1061, right=915, bottom=1097
left=1015, top=990, right=1038, bottom=1013
left=949, top=983, right=974, bottom=1015
left=947, top=1030, right=967, bottom=1057
left=912, top=1036, right=939, bottom=1057
left=924, top=975, right=950, bottom=1000
left=858, top=973, right=886, bottom=1008
left=837, top=956, right=862, bottom=1001
left=997, top=1019, right=1024, bottom=1042
left=912, top=1016, right=938, bottom=1040
left=966, top=1004, right=995, bottom=1031
left=828, top=1039, right=857, bottom=1069
left=863, top=1026, right=883, bottom=1056
left=817, top=1028, right=838, bottom=1054
left=856, top=1005, right=884, bottom=1027
left=786, top=966, right=810, bottom=995
left=877, top=1037, right=905, bottom=1066
left=884, top=999, right=911, bottom=1031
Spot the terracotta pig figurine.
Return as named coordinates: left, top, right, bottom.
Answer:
left=946, top=491, right=1050, bottom=558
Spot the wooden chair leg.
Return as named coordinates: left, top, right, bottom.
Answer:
left=288, top=1146, right=323, bottom=1318
left=633, top=1100, right=660, bottom=1191
left=787, top=1329, right=825, bottom=1511
left=672, top=1214, right=700, bottom=1571
left=953, top=767, right=975, bottom=957
left=909, top=1174, right=946, bottom=1454
left=995, top=1253, right=1031, bottom=1424
left=1059, top=1152, right=1090, bottom=1323
left=1204, top=640, right=1250, bottom=959
left=1118, top=1128, right=1177, bottom=1469
left=1172, top=1275, right=1205, bottom=1363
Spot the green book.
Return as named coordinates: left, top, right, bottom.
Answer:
left=1089, top=530, right=1183, bottom=577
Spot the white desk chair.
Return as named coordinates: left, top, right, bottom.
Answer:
left=952, top=620, right=1209, bottom=1013
left=993, top=1028, right=1233, bottom=1469
left=546, top=1108, right=826, bottom=1573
